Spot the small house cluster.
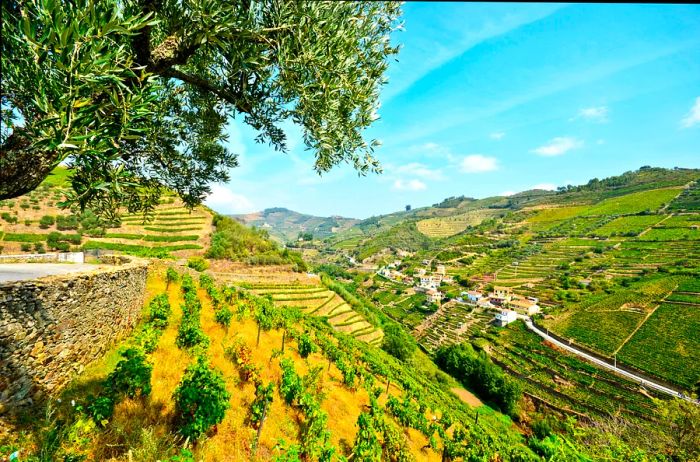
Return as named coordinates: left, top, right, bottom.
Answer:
left=455, top=285, right=541, bottom=327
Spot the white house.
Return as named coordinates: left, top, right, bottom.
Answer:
left=426, top=289, right=443, bottom=304
left=495, top=310, right=517, bottom=327
left=465, top=291, right=483, bottom=303
left=415, top=268, right=427, bottom=276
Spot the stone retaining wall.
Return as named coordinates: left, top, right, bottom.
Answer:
left=0, top=257, right=149, bottom=413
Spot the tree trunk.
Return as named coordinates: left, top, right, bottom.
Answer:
left=256, top=324, right=261, bottom=347
left=281, top=330, right=286, bottom=353
left=0, top=132, right=62, bottom=200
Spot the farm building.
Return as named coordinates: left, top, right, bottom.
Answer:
left=436, top=264, right=446, bottom=275
left=493, top=286, right=513, bottom=299
left=465, top=291, right=483, bottom=302
left=426, top=289, right=444, bottom=304
left=495, top=310, right=517, bottom=327
left=509, top=298, right=541, bottom=316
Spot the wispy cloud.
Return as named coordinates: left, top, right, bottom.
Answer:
left=395, top=162, right=444, bottom=180
left=576, top=106, right=609, bottom=122
left=205, top=184, right=255, bottom=214
left=393, top=179, right=427, bottom=191
left=460, top=154, right=499, bottom=173
left=531, top=183, right=557, bottom=191
left=531, top=137, right=583, bottom=157
left=490, top=131, right=506, bottom=140
left=681, top=97, right=700, bottom=128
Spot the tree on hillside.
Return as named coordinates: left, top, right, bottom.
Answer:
left=1, top=0, right=402, bottom=219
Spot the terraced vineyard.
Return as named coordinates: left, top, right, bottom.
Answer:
left=416, top=209, right=501, bottom=238
left=488, top=322, right=669, bottom=421
left=415, top=304, right=493, bottom=352
left=0, top=168, right=210, bottom=257
left=208, top=267, right=383, bottom=345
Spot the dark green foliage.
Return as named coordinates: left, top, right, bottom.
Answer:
left=87, top=348, right=152, bottom=424
left=105, top=348, right=153, bottom=398
left=148, top=294, right=171, bottom=329
left=87, top=395, right=114, bottom=423
left=56, top=214, right=79, bottom=230
left=187, top=256, right=209, bottom=272
left=435, top=343, right=522, bottom=417
left=381, top=324, right=416, bottom=362
left=173, top=358, right=231, bottom=439
left=166, top=267, right=179, bottom=289
left=39, top=215, right=55, bottom=229
left=351, top=413, right=382, bottom=461
left=215, top=306, right=233, bottom=330
left=297, top=332, right=318, bottom=358
left=20, top=243, right=31, bottom=252
left=47, top=231, right=81, bottom=251
left=207, top=215, right=307, bottom=271
left=176, top=290, right=209, bottom=349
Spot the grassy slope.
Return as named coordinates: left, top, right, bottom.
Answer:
left=3, top=263, right=533, bottom=461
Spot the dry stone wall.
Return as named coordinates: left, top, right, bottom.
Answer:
left=0, top=257, right=149, bottom=413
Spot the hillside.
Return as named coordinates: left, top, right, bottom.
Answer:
left=0, top=167, right=212, bottom=259
left=232, top=208, right=359, bottom=243
left=2, top=165, right=699, bottom=461
left=329, top=167, right=700, bottom=429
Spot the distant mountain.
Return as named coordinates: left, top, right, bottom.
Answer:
left=231, top=207, right=359, bottom=242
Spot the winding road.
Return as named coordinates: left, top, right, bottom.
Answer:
left=521, top=317, right=698, bottom=404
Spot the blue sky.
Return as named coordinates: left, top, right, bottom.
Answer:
left=205, top=3, right=700, bottom=219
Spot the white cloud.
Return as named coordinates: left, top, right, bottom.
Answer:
left=531, top=183, right=557, bottom=191
left=396, top=162, right=444, bottom=180
left=681, top=97, right=700, bottom=128
left=490, top=132, right=506, bottom=140
left=501, top=190, right=516, bottom=197
left=531, top=137, right=583, bottom=157
left=578, top=106, right=608, bottom=122
left=204, top=184, right=255, bottom=214
left=460, top=154, right=499, bottom=173
left=393, top=179, right=427, bottom=191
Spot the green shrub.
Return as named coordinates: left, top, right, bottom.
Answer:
left=20, top=243, right=31, bottom=252
left=173, top=358, right=231, bottom=439
left=297, top=332, right=318, bottom=358
left=56, top=214, right=80, bottom=230
left=381, top=324, right=416, bottom=362
left=106, top=348, right=153, bottom=398
left=215, top=306, right=233, bottom=330
left=39, top=215, right=55, bottom=229
left=34, top=242, right=46, bottom=254
left=166, top=267, right=179, bottom=288
left=148, top=294, right=171, bottom=328
left=187, top=257, right=209, bottom=272
left=133, top=325, right=162, bottom=354
left=87, top=395, right=115, bottom=424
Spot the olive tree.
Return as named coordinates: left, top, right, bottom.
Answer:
left=1, top=0, right=402, bottom=219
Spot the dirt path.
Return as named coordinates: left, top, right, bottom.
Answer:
left=450, top=387, right=482, bottom=407
left=612, top=284, right=675, bottom=355
left=637, top=213, right=673, bottom=237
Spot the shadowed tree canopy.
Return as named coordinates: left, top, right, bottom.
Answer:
left=0, top=0, right=402, bottom=220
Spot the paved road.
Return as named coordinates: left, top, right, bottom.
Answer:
left=0, top=263, right=101, bottom=283
left=522, top=317, right=698, bottom=404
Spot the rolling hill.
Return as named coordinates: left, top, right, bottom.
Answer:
left=232, top=208, right=359, bottom=243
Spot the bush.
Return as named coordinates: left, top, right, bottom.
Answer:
left=176, top=316, right=209, bottom=349
left=381, top=324, right=416, bottom=362
left=34, top=242, right=46, bottom=254
left=56, top=214, right=80, bottom=230
left=20, top=243, right=31, bottom=252
left=435, top=343, right=521, bottom=417
left=173, top=358, right=231, bottom=439
left=133, top=325, right=162, bottom=354
left=39, top=215, right=55, bottom=229
left=166, top=267, right=180, bottom=288
left=87, top=395, right=115, bottom=423
left=297, top=332, right=318, bottom=358
left=187, top=257, right=209, bottom=272
left=148, top=294, right=171, bottom=328
left=215, top=306, right=233, bottom=329
left=106, top=348, right=153, bottom=398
